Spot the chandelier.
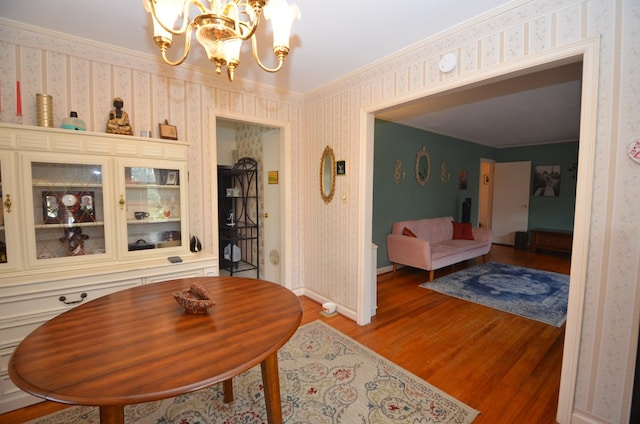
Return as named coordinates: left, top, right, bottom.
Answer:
left=143, top=0, right=300, bottom=81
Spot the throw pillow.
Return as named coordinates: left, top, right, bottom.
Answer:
left=452, top=221, right=474, bottom=240
left=402, top=227, right=417, bottom=238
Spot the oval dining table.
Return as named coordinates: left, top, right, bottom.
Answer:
left=9, top=276, right=303, bottom=424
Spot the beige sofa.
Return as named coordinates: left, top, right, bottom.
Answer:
left=387, top=216, right=492, bottom=282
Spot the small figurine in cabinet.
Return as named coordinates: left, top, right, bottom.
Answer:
left=59, top=227, right=89, bottom=256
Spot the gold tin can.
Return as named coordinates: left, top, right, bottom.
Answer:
left=36, top=93, right=54, bottom=127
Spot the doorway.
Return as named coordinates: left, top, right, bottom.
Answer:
left=364, top=40, right=598, bottom=423
left=477, top=159, right=494, bottom=229
left=214, top=116, right=286, bottom=285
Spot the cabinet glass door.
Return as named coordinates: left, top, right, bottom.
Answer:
left=123, top=166, right=184, bottom=254
left=27, top=158, right=108, bottom=264
left=0, top=152, right=18, bottom=271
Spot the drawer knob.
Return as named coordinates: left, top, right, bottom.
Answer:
left=59, top=292, right=88, bottom=305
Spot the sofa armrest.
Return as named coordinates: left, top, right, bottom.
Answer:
left=472, top=227, right=492, bottom=243
left=387, top=233, right=433, bottom=270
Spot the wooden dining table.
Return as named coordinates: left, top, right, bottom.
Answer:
left=8, top=276, right=302, bottom=424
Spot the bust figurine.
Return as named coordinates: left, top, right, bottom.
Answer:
left=59, top=227, right=89, bottom=256
left=106, top=97, right=133, bottom=135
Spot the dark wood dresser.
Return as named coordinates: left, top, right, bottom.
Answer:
left=530, top=229, right=573, bottom=254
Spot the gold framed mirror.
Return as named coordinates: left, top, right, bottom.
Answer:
left=320, top=145, right=336, bottom=204
left=415, top=146, right=431, bottom=187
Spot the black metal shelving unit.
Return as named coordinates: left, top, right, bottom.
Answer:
left=218, top=158, right=259, bottom=277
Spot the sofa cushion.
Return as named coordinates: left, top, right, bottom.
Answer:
left=452, top=221, right=474, bottom=240
left=402, top=227, right=417, bottom=237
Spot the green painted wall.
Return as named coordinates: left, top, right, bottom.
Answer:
left=496, top=141, right=578, bottom=231
left=373, top=120, right=495, bottom=267
left=373, top=119, right=578, bottom=269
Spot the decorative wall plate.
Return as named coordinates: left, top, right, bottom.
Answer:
left=628, top=139, right=640, bottom=164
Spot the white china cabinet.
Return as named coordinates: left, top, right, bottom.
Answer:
left=0, top=123, right=217, bottom=413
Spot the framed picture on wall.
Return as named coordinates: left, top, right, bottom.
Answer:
left=532, top=165, right=561, bottom=196
left=459, top=170, right=468, bottom=190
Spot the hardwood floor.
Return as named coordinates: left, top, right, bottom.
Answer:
left=2, top=244, right=569, bottom=423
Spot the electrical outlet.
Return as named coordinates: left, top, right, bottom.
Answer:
left=342, top=192, right=348, bottom=203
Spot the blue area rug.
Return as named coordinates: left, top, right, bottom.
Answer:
left=420, top=262, right=569, bottom=326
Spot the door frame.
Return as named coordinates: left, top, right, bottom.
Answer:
left=210, top=110, right=293, bottom=289
left=360, top=38, right=599, bottom=423
left=477, top=158, right=494, bottom=229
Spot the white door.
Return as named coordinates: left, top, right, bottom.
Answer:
left=262, top=129, right=281, bottom=283
left=491, top=161, right=531, bottom=245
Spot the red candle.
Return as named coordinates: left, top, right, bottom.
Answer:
left=16, top=81, right=22, bottom=116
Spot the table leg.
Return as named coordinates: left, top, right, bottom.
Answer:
left=260, top=352, right=282, bottom=424
left=99, top=405, right=124, bottom=424
left=223, top=378, right=234, bottom=403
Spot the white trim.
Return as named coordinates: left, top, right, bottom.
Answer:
left=556, top=37, right=600, bottom=424
left=211, top=110, right=294, bottom=290
left=570, top=410, right=607, bottom=424
left=356, top=112, right=375, bottom=325
left=358, top=38, right=600, bottom=424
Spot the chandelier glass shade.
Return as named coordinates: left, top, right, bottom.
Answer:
left=143, top=0, right=300, bottom=81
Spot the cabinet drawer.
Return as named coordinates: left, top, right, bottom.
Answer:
left=145, top=269, right=204, bottom=284
left=0, top=283, right=146, bottom=350
left=1, top=348, right=22, bottom=393
left=0, top=279, right=142, bottom=333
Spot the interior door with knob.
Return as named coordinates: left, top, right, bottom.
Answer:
left=491, top=161, right=531, bottom=245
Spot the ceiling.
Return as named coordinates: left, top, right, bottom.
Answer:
left=0, top=0, right=582, bottom=147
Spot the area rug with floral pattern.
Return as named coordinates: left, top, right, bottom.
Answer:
left=28, top=320, right=478, bottom=424
left=420, top=261, right=569, bottom=326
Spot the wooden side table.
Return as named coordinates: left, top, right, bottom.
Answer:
left=529, top=229, right=573, bottom=254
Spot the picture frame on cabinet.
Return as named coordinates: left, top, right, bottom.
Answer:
left=159, top=122, right=178, bottom=140
left=166, top=171, right=178, bottom=185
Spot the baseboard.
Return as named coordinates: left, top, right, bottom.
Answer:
left=570, top=410, right=609, bottom=424
left=376, top=264, right=394, bottom=274
left=299, top=288, right=357, bottom=322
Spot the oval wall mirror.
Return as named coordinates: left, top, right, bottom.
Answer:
left=415, top=146, right=431, bottom=186
left=320, top=145, right=336, bottom=204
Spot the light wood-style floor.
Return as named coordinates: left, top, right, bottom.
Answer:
left=2, top=244, right=569, bottom=423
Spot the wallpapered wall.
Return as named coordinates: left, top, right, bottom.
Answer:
left=303, top=1, right=639, bottom=423
left=372, top=119, right=579, bottom=269
left=1, top=0, right=639, bottom=422
left=0, top=19, right=303, bottom=292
